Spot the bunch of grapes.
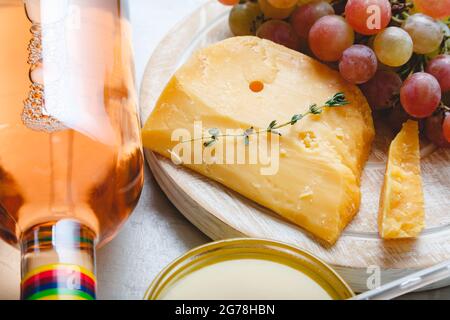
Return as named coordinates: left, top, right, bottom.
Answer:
left=219, top=0, right=450, bottom=146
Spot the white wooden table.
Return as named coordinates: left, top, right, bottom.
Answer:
left=0, top=0, right=449, bottom=300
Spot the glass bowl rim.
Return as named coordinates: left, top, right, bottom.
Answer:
left=144, top=238, right=355, bottom=300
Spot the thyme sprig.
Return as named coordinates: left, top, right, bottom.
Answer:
left=184, top=93, right=350, bottom=148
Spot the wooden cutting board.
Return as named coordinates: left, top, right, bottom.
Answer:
left=140, top=1, right=450, bottom=292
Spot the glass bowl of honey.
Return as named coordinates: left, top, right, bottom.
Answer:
left=145, top=238, right=354, bottom=300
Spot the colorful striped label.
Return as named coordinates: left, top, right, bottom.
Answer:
left=21, top=264, right=96, bottom=300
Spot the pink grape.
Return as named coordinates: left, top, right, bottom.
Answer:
left=400, top=72, right=441, bottom=118
left=414, top=0, right=450, bottom=20
left=360, top=70, right=402, bottom=110
left=345, top=0, right=391, bottom=35
left=257, top=20, right=300, bottom=50
left=290, top=1, right=335, bottom=39
left=339, top=45, right=377, bottom=84
left=426, top=55, right=450, bottom=93
left=309, top=15, right=354, bottom=62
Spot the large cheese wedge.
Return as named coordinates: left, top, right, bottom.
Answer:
left=378, top=120, right=425, bottom=239
left=142, top=37, right=375, bottom=244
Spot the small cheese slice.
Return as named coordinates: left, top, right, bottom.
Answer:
left=378, top=120, right=425, bottom=239
left=142, top=37, right=375, bottom=244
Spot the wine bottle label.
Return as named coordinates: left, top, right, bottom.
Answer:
left=21, top=264, right=96, bottom=300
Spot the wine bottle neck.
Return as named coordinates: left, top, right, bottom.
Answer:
left=20, top=220, right=97, bottom=300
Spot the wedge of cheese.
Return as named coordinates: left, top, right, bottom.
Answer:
left=378, top=120, right=425, bottom=239
left=142, top=37, right=375, bottom=244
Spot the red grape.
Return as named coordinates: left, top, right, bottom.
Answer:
left=400, top=72, right=442, bottom=118
left=426, top=55, right=450, bottom=93
left=425, top=111, right=450, bottom=147
left=309, top=15, right=354, bottom=62
left=219, top=0, right=239, bottom=5
left=290, top=1, right=335, bottom=39
left=339, top=45, right=377, bottom=84
left=257, top=20, right=300, bottom=50
left=345, top=0, right=391, bottom=35
left=360, top=70, right=402, bottom=110
left=414, top=0, right=450, bottom=20
left=444, top=113, right=450, bottom=143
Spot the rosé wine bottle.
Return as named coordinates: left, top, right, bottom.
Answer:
left=0, top=0, right=144, bottom=300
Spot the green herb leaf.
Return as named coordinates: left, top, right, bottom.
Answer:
left=325, top=92, right=349, bottom=107
left=291, top=114, right=303, bottom=125
left=309, top=104, right=322, bottom=115
left=268, top=120, right=277, bottom=130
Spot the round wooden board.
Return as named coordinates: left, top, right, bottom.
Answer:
left=139, top=1, right=450, bottom=292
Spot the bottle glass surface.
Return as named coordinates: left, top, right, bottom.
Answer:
left=0, top=0, right=144, bottom=299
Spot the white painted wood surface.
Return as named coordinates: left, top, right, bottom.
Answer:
left=0, top=0, right=449, bottom=300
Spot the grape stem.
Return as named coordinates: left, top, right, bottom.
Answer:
left=391, top=16, right=404, bottom=24
left=399, top=54, right=427, bottom=79
left=440, top=102, right=450, bottom=113
left=390, top=0, right=413, bottom=25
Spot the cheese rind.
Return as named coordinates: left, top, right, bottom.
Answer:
left=143, top=37, right=375, bottom=244
left=378, top=120, right=425, bottom=239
